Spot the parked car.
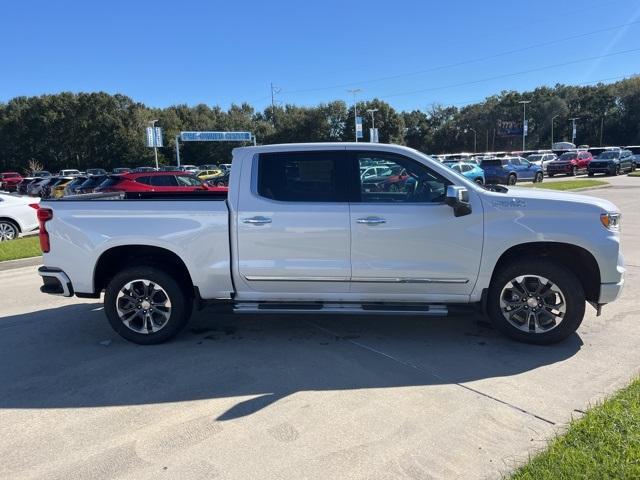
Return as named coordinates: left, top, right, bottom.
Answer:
left=27, top=177, right=57, bottom=197
left=526, top=153, right=557, bottom=173
left=205, top=171, right=230, bottom=187
left=86, top=168, right=108, bottom=176
left=177, top=165, right=198, bottom=173
left=447, top=162, right=486, bottom=184
left=111, top=168, right=132, bottom=174
left=62, top=176, right=88, bottom=196
left=33, top=170, right=52, bottom=177
left=630, top=154, right=640, bottom=168
left=133, top=166, right=157, bottom=173
left=0, top=172, right=23, bottom=192
left=94, top=171, right=225, bottom=193
left=361, top=166, right=409, bottom=192
left=360, top=165, right=392, bottom=180
left=50, top=177, right=75, bottom=199
left=17, top=177, right=41, bottom=195
left=75, top=175, right=108, bottom=194
left=546, top=151, right=593, bottom=177
left=37, top=143, right=624, bottom=347
left=588, top=149, right=635, bottom=176
left=0, top=193, right=40, bottom=241
left=197, top=169, right=224, bottom=178
left=159, top=166, right=179, bottom=171
left=58, top=169, right=81, bottom=176
left=480, top=157, right=543, bottom=184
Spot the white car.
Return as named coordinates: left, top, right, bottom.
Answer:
left=37, top=143, right=624, bottom=346
left=58, top=169, right=81, bottom=176
left=527, top=153, right=558, bottom=173
left=0, top=193, right=40, bottom=241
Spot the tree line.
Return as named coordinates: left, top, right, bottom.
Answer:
left=1, top=76, right=639, bottom=172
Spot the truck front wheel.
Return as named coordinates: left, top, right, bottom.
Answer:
left=104, top=265, right=193, bottom=345
left=487, top=259, right=585, bottom=345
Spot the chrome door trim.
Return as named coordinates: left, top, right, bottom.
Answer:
left=243, top=275, right=468, bottom=284
left=351, top=277, right=469, bottom=284
left=243, top=275, right=350, bottom=282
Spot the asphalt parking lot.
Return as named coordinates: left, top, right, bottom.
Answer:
left=1, top=175, right=639, bottom=480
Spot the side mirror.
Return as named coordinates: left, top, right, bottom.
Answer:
left=445, top=186, right=472, bottom=217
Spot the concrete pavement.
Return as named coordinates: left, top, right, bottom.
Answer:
left=0, top=175, right=639, bottom=480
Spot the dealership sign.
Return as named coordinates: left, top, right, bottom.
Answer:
left=180, top=131, right=252, bottom=142
left=497, top=120, right=522, bottom=137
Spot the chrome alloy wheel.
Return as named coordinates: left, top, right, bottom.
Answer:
left=499, top=275, right=566, bottom=334
left=116, top=279, right=172, bottom=334
left=0, top=222, right=17, bottom=241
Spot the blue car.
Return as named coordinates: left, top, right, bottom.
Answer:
left=480, top=156, right=543, bottom=185
left=445, top=161, right=486, bottom=184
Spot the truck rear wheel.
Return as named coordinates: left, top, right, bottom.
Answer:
left=104, top=265, right=193, bottom=345
left=487, top=259, right=585, bottom=345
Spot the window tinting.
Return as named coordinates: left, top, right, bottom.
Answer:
left=150, top=175, right=179, bottom=187
left=356, top=152, right=450, bottom=203
left=258, top=151, right=348, bottom=202
left=136, top=176, right=152, bottom=185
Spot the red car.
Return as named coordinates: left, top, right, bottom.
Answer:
left=95, top=171, right=228, bottom=193
left=0, top=172, right=23, bottom=192
left=546, top=151, right=593, bottom=177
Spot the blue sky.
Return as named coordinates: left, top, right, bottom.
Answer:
left=2, top=0, right=640, bottom=112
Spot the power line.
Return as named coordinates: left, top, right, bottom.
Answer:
left=278, top=20, right=640, bottom=96
left=380, top=47, right=640, bottom=99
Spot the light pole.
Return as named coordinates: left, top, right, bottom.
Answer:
left=551, top=114, right=559, bottom=148
left=570, top=117, right=579, bottom=144
left=347, top=88, right=362, bottom=142
left=600, top=112, right=607, bottom=146
left=518, top=100, right=531, bottom=151
left=149, top=119, right=159, bottom=169
left=366, top=108, right=378, bottom=142
left=465, top=128, right=477, bottom=152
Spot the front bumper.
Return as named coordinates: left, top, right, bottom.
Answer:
left=547, top=164, right=572, bottom=174
left=38, top=266, right=74, bottom=297
left=598, top=252, right=625, bottom=304
left=588, top=165, right=615, bottom=174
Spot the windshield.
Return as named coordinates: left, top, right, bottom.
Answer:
left=598, top=151, right=619, bottom=159
left=527, top=154, right=543, bottom=162
left=558, top=153, right=578, bottom=161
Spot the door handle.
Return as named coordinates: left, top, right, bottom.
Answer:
left=357, top=216, right=386, bottom=225
left=243, top=216, right=272, bottom=225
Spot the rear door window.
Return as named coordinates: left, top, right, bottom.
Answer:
left=257, top=151, right=349, bottom=202
left=150, top=175, right=179, bottom=187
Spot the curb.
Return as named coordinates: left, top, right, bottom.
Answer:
left=0, top=256, right=42, bottom=272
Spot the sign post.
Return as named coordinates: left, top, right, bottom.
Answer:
left=146, top=125, right=163, bottom=169
left=355, top=117, right=363, bottom=140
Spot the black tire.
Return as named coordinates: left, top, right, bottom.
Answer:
left=487, top=259, right=585, bottom=345
left=588, top=172, right=594, bottom=177
left=548, top=173, right=554, bottom=178
left=570, top=166, right=577, bottom=176
left=475, top=177, right=484, bottom=185
left=614, top=165, right=620, bottom=176
left=0, top=219, right=19, bottom=242
left=507, top=174, right=517, bottom=185
left=104, top=265, right=193, bottom=345
left=534, top=172, right=543, bottom=183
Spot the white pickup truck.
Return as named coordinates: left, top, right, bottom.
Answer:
left=37, top=143, right=625, bottom=345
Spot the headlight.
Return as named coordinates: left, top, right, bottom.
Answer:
left=600, top=212, right=621, bottom=231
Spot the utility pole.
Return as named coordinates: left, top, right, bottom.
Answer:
left=570, top=117, right=579, bottom=144
left=467, top=128, right=477, bottom=152
left=518, top=100, right=531, bottom=151
left=600, top=112, right=607, bottom=146
left=551, top=114, right=559, bottom=149
left=347, top=88, right=362, bottom=142
left=270, top=83, right=281, bottom=125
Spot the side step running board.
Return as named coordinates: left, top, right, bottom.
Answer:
left=232, top=302, right=448, bottom=316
